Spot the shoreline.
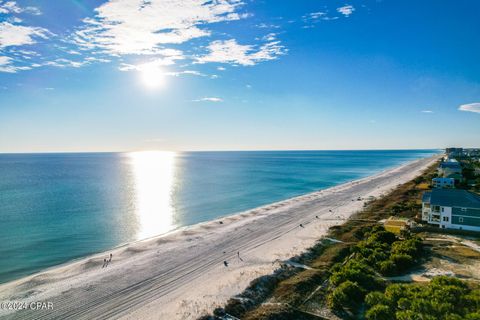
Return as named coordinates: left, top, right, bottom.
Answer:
left=0, top=155, right=432, bottom=285
left=0, top=155, right=440, bottom=320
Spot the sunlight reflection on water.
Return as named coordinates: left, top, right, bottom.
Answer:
left=128, top=151, right=177, bottom=239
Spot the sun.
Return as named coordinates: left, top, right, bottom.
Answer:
left=140, top=67, right=165, bottom=88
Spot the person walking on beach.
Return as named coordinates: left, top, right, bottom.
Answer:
left=102, top=258, right=107, bottom=268
left=237, top=251, right=243, bottom=262
left=109, top=253, right=112, bottom=262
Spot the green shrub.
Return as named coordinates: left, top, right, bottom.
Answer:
left=327, top=280, right=364, bottom=310
left=330, top=259, right=383, bottom=291
left=383, top=284, right=409, bottom=305
left=391, top=237, right=422, bottom=258
left=465, top=289, right=480, bottom=310
left=366, top=277, right=479, bottom=320
left=365, top=291, right=390, bottom=307
left=465, top=313, right=480, bottom=320
left=369, top=230, right=397, bottom=246
left=365, top=304, right=393, bottom=320
left=378, top=259, right=396, bottom=276
left=390, top=253, right=413, bottom=272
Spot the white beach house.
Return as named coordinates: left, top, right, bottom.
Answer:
left=421, top=189, right=480, bottom=232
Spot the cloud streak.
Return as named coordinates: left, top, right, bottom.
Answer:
left=193, top=97, right=223, bottom=102
left=458, top=103, right=480, bottom=114
left=196, top=39, right=285, bottom=66
left=337, top=5, right=355, bottom=17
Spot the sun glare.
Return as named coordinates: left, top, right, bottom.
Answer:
left=140, top=67, right=165, bottom=88
left=129, top=151, right=176, bottom=239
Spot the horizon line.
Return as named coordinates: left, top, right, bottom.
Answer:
left=0, top=148, right=449, bottom=155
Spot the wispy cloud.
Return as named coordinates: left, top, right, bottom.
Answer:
left=0, top=55, right=15, bottom=72
left=0, top=2, right=51, bottom=72
left=196, top=39, right=285, bottom=66
left=1, top=0, right=287, bottom=74
left=302, top=6, right=348, bottom=28
left=118, top=50, right=184, bottom=72
left=302, top=11, right=339, bottom=23
left=193, top=97, right=223, bottom=102
left=0, top=1, right=41, bottom=15
left=458, top=103, right=480, bottom=114
left=421, top=110, right=434, bottom=113
left=43, top=58, right=89, bottom=68
left=337, top=5, right=355, bottom=17
left=73, top=0, right=247, bottom=55
left=0, top=22, right=51, bottom=48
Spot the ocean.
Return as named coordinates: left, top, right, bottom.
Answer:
left=0, top=150, right=438, bottom=283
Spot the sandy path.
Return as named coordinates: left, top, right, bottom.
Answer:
left=0, top=155, right=439, bottom=320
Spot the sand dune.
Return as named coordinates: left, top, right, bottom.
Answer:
left=0, top=156, right=439, bottom=320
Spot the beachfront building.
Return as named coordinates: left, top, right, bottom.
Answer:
left=438, top=161, right=462, bottom=177
left=421, top=189, right=480, bottom=232
left=446, top=147, right=464, bottom=158
left=432, top=177, right=455, bottom=189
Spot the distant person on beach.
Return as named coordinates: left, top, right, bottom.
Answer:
left=237, top=251, right=243, bottom=262
left=223, top=261, right=229, bottom=267
left=109, top=253, right=112, bottom=262
left=102, top=258, right=106, bottom=268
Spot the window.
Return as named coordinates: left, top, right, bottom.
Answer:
left=461, top=208, right=467, bottom=212
left=441, top=207, right=444, bottom=212
left=459, top=217, right=464, bottom=223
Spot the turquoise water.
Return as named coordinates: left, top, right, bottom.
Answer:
left=0, top=150, right=438, bottom=283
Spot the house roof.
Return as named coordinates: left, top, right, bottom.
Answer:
left=446, top=173, right=463, bottom=179
left=432, top=177, right=454, bottom=182
left=422, top=189, right=480, bottom=209
left=439, top=162, right=462, bottom=169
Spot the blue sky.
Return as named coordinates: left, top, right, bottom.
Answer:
left=0, top=0, right=479, bottom=152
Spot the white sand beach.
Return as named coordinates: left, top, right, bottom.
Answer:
left=0, top=156, right=439, bottom=320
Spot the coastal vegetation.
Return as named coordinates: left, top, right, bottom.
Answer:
left=364, top=276, right=480, bottom=320
left=458, top=158, right=480, bottom=192
left=200, top=160, right=480, bottom=320
left=326, top=226, right=422, bottom=312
